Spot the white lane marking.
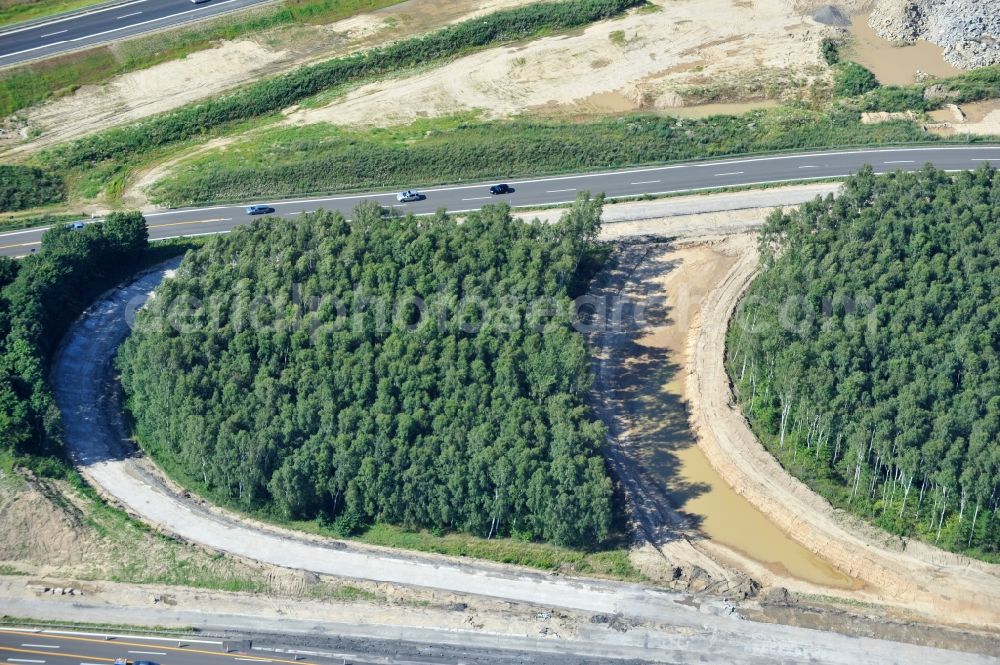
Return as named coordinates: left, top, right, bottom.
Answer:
left=714, top=171, right=745, bottom=176
left=147, top=217, right=231, bottom=229
left=0, top=0, right=151, bottom=38
left=798, top=165, right=818, bottom=169
left=0, top=226, right=53, bottom=239
left=38, top=29, right=67, bottom=37
left=127, top=651, right=166, bottom=656
left=0, top=240, right=41, bottom=250
left=18, top=646, right=58, bottom=649
left=7, top=659, right=46, bottom=663
left=117, top=11, right=143, bottom=18
left=883, top=160, right=915, bottom=164
left=23, top=630, right=221, bottom=646
left=235, top=659, right=272, bottom=663
left=0, top=40, right=67, bottom=59
left=630, top=180, right=660, bottom=185
left=69, top=0, right=240, bottom=42
left=461, top=196, right=491, bottom=201
left=546, top=188, right=576, bottom=193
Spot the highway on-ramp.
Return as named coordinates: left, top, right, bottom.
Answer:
left=2, top=145, right=998, bottom=258
left=0, top=0, right=275, bottom=66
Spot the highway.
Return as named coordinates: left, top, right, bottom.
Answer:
left=2, top=145, right=998, bottom=258
left=0, top=628, right=327, bottom=665
left=0, top=626, right=635, bottom=665
left=0, top=0, right=275, bottom=66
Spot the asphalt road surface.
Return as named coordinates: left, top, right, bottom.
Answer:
left=0, top=0, right=275, bottom=66
left=1, top=627, right=645, bottom=665
left=0, top=627, right=323, bottom=665
left=2, top=145, right=999, bottom=258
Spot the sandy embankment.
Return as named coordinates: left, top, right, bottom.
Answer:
left=1, top=0, right=539, bottom=156
left=685, top=239, right=1000, bottom=629
left=286, top=0, right=832, bottom=129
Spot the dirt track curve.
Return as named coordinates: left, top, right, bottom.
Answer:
left=686, top=242, right=1000, bottom=630
left=45, top=250, right=998, bottom=664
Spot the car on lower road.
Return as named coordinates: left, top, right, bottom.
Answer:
left=245, top=204, right=275, bottom=215
left=489, top=183, right=512, bottom=195
left=68, top=221, right=86, bottom=230
left=396, top=190, right=422, bottom=203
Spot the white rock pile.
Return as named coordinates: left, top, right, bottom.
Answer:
left=869, top=0, right=1000, bottom=69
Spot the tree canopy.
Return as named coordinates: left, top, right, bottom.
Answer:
left=730, top=165, right=1000, bottom=558
left=0, top=211, right=149, bottom=459
left=118, top=199, right=615, bottom=547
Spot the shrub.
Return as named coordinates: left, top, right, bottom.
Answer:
left=0, top=165, right=64, bottom=212
left=834, top=62, right=880, bottom=98
left=820, top=37, right=840, bottom=65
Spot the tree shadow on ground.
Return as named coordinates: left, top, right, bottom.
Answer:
left=587, top=240, right=712, bottom=548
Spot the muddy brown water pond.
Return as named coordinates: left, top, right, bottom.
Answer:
left=630, top=242, right=860, bottom=589
left=846, top=15, right=961, bottom=85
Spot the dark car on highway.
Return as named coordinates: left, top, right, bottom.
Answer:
left=489, top=184, right=511, bottom=195
left=245, top=204, right=275, bottom=215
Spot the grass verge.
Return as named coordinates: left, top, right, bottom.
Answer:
left=147, top=106, right=947, bottom=206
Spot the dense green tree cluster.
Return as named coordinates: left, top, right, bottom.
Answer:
left=118, top=200, right=614, bottom=547
left=729, top=165, right=1000, bottom=558
left=0, top=211, right=148, bottom=457
left=0, top=165, right=63, bottom=212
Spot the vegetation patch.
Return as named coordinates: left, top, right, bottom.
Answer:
left=0, top=212, right=149, bottom=460
left=119, top=199, right=619, bottom=548
left=728, top=165, right=1000, bottom=561
left=833, top=62, right=880, bottom=98
left=149, top=108, right=934, bottom=206
left=0, top=165, right=64, bottom=212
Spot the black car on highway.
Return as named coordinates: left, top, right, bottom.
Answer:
left=489, top=184, right=511, bottom=195
left=245, top=204, right=275, bottom=215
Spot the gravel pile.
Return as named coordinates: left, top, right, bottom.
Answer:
left=869, top=0, right=1000, bottom=69
left=811, top=4, right=851, bottom=27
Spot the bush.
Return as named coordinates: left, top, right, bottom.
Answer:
left=859, top=85, right=928, bottom=113
left=834, top=62, right=880, bottom=98
left=0, top=165, right=64, bottom=212
left=820, top=37, right=840, bottom=65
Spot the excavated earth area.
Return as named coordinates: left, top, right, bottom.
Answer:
left=6, top=0, right=842, bottom=156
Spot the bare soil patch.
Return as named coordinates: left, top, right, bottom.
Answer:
left=284, top=0, right=833, bottom=129
left=926, top=99, right=1000, bottom=137
left=1, top=0, right=538, bottom=156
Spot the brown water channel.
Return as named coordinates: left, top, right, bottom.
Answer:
left=628, top=241, right=860, bottom=589
left=846, top=15, right=961, bottom=85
